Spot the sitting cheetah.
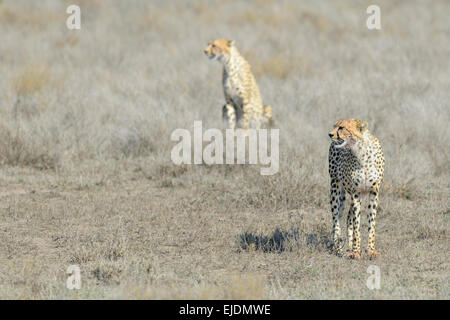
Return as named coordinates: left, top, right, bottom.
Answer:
left=204, top=38, right=272, bottom=130
left=328, top=119, right=385, bottom=260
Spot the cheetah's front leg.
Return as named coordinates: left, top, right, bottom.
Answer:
left=347, top=196, right=355, bottom=252
left=348, top=192, right=361, bottom=260
left=367, top=189, right=380, bottom=259
left=330, top=181, right=344, bottom=256
left=223, top=104, right=236, bottom=129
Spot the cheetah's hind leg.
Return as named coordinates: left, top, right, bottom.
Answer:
left=263, top=105, right=273, bottom=128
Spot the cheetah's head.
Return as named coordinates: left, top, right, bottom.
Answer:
left=204, top=38, right=235, bottom=62
left=329, top=119, right=368, bottom=149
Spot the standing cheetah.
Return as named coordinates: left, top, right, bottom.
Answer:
left=204, top=38, right=272, bottom=130
left=328, top=119, right=385, bottom=260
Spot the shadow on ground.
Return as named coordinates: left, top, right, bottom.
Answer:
left=238, top=228, right=333, bottom=253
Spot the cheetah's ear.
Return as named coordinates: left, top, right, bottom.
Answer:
left=228, top=40, right=235, bottom=46
left=359, top=121, right=368, bottom=132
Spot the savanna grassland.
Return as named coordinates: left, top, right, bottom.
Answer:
left=0, top=0, right=448, bottom=299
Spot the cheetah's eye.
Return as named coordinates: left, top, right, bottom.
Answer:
left=212, top=44, right=216, bottom=48
left=338, top=126, right=344, bottom=130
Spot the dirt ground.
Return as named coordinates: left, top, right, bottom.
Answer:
left=0, top=161, right=448, bottom=299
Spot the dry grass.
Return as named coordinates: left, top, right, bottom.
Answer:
left=12, top=63, right=51, bottom=96
left=0, top=0, right=448, bottom=299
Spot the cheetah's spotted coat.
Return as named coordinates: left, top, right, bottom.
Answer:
left=204, top=38, right=272, bottom=130
left=328, top=119, right=385, bottom=260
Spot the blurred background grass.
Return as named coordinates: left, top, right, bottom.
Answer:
left=0, top=0, right=448, bottom=177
